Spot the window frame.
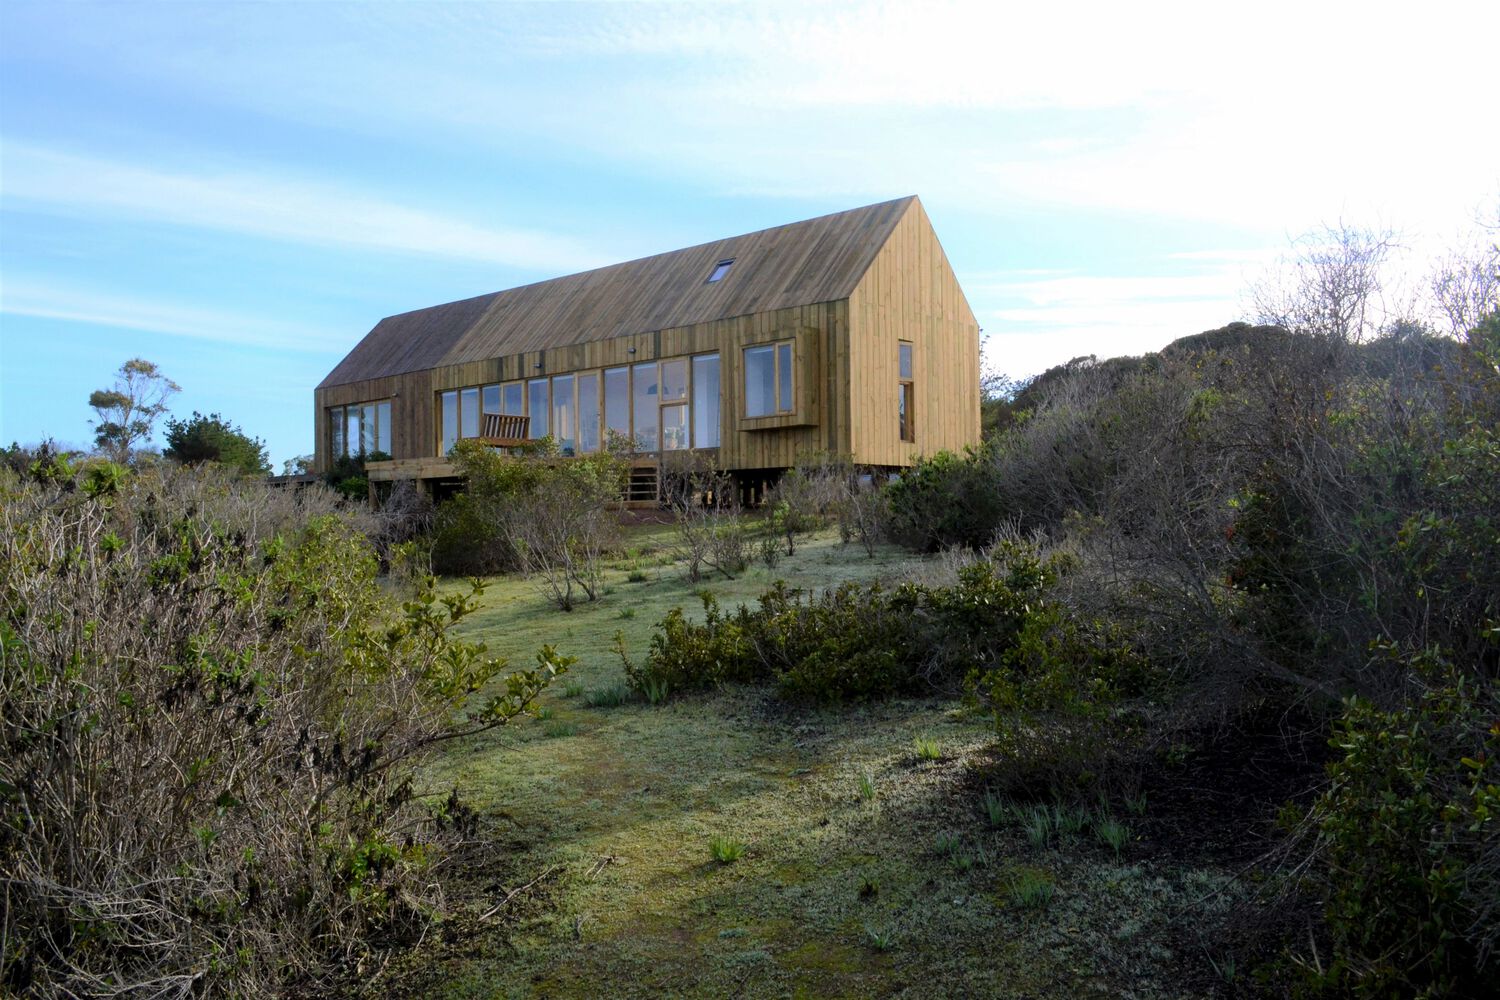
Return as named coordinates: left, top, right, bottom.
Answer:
left=898, top=340, right=915, bottom=443
left=742, top=339, right=796, bottom=418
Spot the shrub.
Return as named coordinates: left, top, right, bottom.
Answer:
left=1313, top=657, right=1498, bottom=997
left=0, top=464, right=567, bottom=996
left=162, top=410, right=271, bottom=476
left=621, top=543, right=1099, bottom=706
left=884, top=448, right=1006, bottom=551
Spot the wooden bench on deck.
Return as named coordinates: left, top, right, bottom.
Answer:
left=476, top=413, right=533, bottom=449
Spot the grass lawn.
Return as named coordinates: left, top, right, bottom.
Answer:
left=379, top=522, right=1253, bottom=999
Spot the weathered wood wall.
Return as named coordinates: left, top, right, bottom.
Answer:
left=846, top=199, right=980, bottom=467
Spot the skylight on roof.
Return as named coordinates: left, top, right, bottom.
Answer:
left=706, top=258, right=735, bottom=283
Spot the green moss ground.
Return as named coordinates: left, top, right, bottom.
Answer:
left=382, top=525, right=1248, bottom=999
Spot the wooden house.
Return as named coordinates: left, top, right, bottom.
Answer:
left=315, top=196, right=980, bottom=500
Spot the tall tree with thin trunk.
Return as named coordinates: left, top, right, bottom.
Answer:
left=88, top=357, right=180, bottom=462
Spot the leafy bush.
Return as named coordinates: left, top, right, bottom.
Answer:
left=619, top=542, right=1135, bottom=708
left=0, top=463, right=566, bottom=995
left=163, top=410, right=271, bottom=476
left=1313, top=655, right=1498, bottom=997
left=884, top=448, right=1006, bottom=551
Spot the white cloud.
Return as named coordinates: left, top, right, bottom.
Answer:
left=0, top=144, right=609, bottom=274
left=0, top=276, right=345, bottom=352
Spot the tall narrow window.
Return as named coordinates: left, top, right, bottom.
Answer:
left=632, top=362, right=658, bottom=451
left=604, top=366, right=630, bottom=444
left=777, top=343, right=793, bottom=413
left=692, top=353, right=721, bottom=448
left=577, top=372, right=600, bottom=453
left=361, top=403, right=378, bottom=454
left=501, top=382, right=524, bottom=416
left=743, top=345, right=775, bottom=417
left=376, top=401, right=392, bottom=455
left=459, top=388, right=479, bottom=440
left=481, top=384, right=501, bottom=416
left=440, top=391, right=458, bottom=454
left=347, top=408, right=362, bottom=455
left=330, top=406, right=345, bottom=458
left=528, top=378, right=549, bottom=439
left=552, top=374, right=576, bottom=454
left=661, top=404, right=688, bottom=450
left=898, top=341, right=915, bottom=442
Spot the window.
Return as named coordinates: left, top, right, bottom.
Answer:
left=330, top=398, right=395, bottom=459
left=692, top=353, right=720, bottom=447
left=604, top=366, right=630, bottom=443
left=578, top=372, right=600, bottom=453
left=528, top=378, right=549, bottom=439
left=661, top=403, right=688, bottom=450
left=660, top=358, right=687, bottom=402
left=440, top=391, right=458, bottom=454
left=632, top=362, right=658, bottom=450
left=552, top=374, right=576, bottom=454
left=898, top=341, right=915, bottom=442
left=743, top=341, right=794, bottom=417
left=706, top=258, right=734, bottom=283
left=481, top=384, right=501, bottom=416
left=459, top=389, right=479, bottom=440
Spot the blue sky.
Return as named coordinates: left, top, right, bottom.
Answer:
left=2, top=1, right=1496, bottom=469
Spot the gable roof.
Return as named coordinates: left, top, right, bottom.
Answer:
left=320, top=196, right=917, bottom=387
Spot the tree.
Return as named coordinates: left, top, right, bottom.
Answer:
left=1250, top=222, right=1399, bottom=353
left=163, top=411, right=271, bottom=476
left=88, top=358, right=180, bottom=462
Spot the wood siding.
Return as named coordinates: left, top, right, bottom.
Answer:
left=846, top=199, right=980, bottom=467
left=315, top=301, right=851, bottom=475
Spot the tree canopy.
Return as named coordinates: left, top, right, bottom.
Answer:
left=163, top=411, right=271, bottom=476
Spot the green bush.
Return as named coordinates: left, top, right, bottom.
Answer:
left=620, top=543, right=1129, bottom=707
left=1315, top=656, right=1499, bottom=997
left=884, top=448, right=1005, bottom=551
left=0, top=463, right=566, bottom=995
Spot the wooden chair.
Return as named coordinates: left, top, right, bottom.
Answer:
left=476, top=413, right=532, bottom=449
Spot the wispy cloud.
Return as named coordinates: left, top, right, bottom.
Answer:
left=1, top=144, right=609, bottom=273
left=0, top=276, right=345, bottom=352
left=980, top=264, right=1247, bottom=377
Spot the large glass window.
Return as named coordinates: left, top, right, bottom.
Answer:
left=744, top=345, right=775, bottom=417
left=441, top=391, right=458, bottom=454
left=692, top=354, right=720, bottom=447
left=460, top=388, right=479, bottom=440
left=528, top=378, right=549, bottom=439
left=482, top=384, right=501, bottom=416
left=501, top=382, right=524, bottom=416
left=577, top=372, right=600, bottom=453
left=632, top=362, right=658, bottom=450
left=552, top=374, right=576, bottom=454
left=360, top=403, right=377, bottom=454
left=604, top=366, right=630, bottom=443
left=347, top=408, right=362, bottom=454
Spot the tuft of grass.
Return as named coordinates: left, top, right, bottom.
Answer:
left=543, top=721, right=579, bottom=739
left=627, top=570, right=649, bottom=583
left=709, top=835, right=747, bottom=864
left=535, top=705, right=554, bottom=721
left=912, top=736, right=942, bottom=762
left=982, top=789, right=1010, bottom=827
left=1125, top=791, right=1148, bottom=817
left=641, top=675, right=670, bottom=706
left=561, top=679, right=584, bottom=699
left=1023, top=806, right=1053, bottom=849
left=615, top=607, right=637, bottom=619
left=1051, top=802, right=1089, bottom=838
left=585, top=683, right=631, bottom=708
left=864, top=925, right=895, bottom=952
left=933, top=831, right=962, bottom=857
left=1007, top=869, right=1055, bottom=910
left=858, top=875, right=879, bottom=899
left=1093, top=814, right=1130, bottom=856
left=858, top=772, right=877, bottom=802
